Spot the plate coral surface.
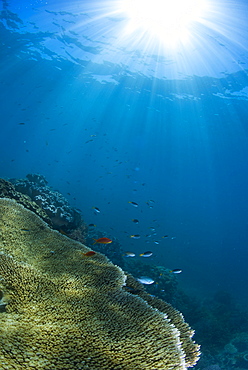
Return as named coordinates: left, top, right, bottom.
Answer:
left=0, top=198, right=200, bottom=369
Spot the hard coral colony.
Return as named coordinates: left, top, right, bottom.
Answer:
left=0, top=197, right=200, bottom=369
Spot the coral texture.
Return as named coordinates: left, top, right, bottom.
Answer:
left=124, top=259, right=178, bottom=302
left=0, top=198, right=200, bottom=369
left=123, top=273, right=200, bottom=368
left=10, top=174, right=82, bottom=230
left=0, top=178, right=51, bottom=225
left=2, top=175, right=87, bottom=244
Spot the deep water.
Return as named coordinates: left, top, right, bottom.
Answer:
left=1, top=0, right=248, bottom=368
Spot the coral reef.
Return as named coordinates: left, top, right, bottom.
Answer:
left=0, top=198, right=200, bottom=369
left=218, top=332, right=248, bottom=368
left=182, top=289, right=248, bottom=370
left=86, top=230, right=125, bottom=268
left=124, top=259, right=178, bottom=304
left=5, top=174, right=124, bottom=264
left=123, top=273, right=200, bottom=368
left=9, top=174, right=82, bottom=231
left=0, top=178, right=51, bottom=225
left=0, top=174, right=88, bottom=245
left=191, top=290, right=248, bottom=359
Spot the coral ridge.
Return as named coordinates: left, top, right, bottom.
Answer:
left=0, top=198, right=200, bottom=369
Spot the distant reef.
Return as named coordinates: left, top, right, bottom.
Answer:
left=6, top=174, right=83, bottom=232
left=1, top=174, right=124, bottom=267
left=0, top=176, right=200, bottom=369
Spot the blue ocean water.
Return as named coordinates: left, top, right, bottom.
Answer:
left=1, top=0, right=248, bottom=315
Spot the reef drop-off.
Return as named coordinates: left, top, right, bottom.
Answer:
left=0, top=198, right=200, bottom=369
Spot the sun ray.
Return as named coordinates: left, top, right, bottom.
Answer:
left=119, top=0, right=209, bottom=46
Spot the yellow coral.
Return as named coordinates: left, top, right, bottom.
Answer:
left=0, top=198, right=200, bottom=369
left=123, top=273, right=200, bottom=368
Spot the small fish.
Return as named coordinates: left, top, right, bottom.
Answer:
left=83, top=251, right=96, bottom=257
left=170, top=269, right=182, bottom=274
left=146, top=201, right=154, bottom=208
left=18, top=122, right=25, bottom=125
left=123, top=251, right=136, bottom=257
left=20, top=228, right=30, bottom=232
left=88, top=224, right=96, bottom=227
left=162, top=235, right=169, bottom=238
left=93, top=237, right=112, bottom=245
left=128, top=201, right=138, bottom=207
left=154, top=241, right=159, bottom=244
left=146, top=199, right=155, bottom=205
left=92, top=207, right=100, bottom=213
left=132, top=219, right=139, bottom=224
left=139, top=251, right=153, bottom=257
left=130, top=234, right=140, bottom=239
left=137, top=276, right=155, bottom=285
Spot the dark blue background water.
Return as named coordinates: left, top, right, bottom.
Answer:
left=1, top=0, right=248, bottom=305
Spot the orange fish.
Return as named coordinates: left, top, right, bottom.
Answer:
left=83, top=251, right=96, bottom=257
left=93, top=237, right=112, bottom=245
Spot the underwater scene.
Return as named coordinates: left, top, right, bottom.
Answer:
left=0, top=0, right=248, bottom=369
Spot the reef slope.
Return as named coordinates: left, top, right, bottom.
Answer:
left=0, top=198, right=200, bottom=369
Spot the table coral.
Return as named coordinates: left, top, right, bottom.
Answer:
left=0, top=198, right=200, bottom=369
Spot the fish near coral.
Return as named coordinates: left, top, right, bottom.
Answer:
left=137, top=276, right=155, bottom=285
left=170, top=269, right=182, bottom=274
left=93, top=237, right=112, bottom=245
left=139, top=251, right=153, bottom=257
left=123, top=251, right=136, bottom=257
left=0, top=198, right=201, bottom=370
left=82, top=251, right=96, bottom=257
